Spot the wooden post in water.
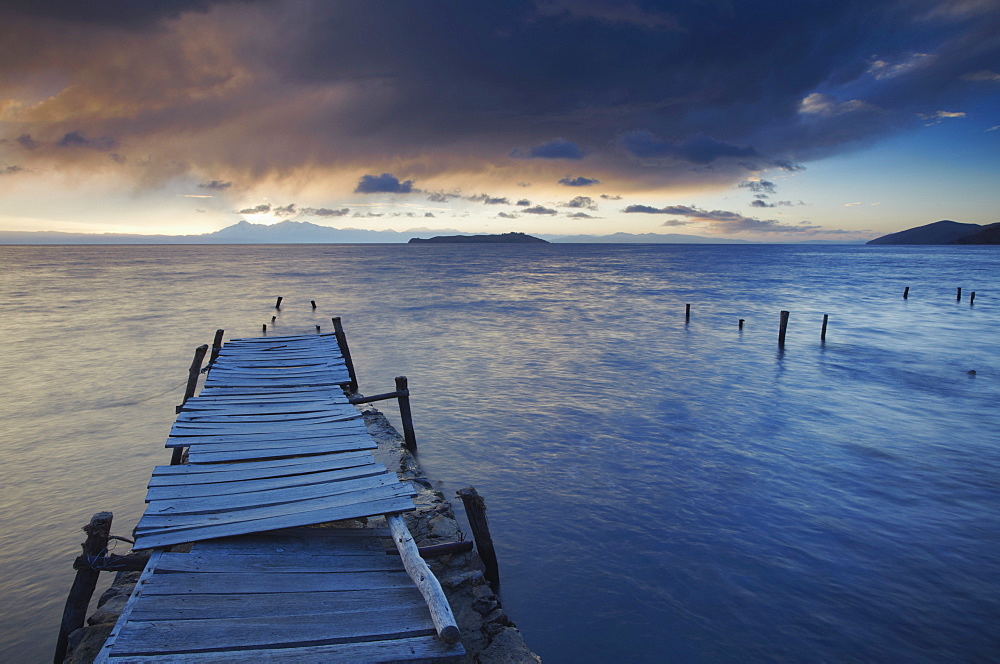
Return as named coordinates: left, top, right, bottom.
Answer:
left=821, top=314, right=829, bottom=342
left=54, top=512, right=113, bottom=664
left=903, top=287, right=909, bottom=299
left=957, top=287, right=962, bottom=302
left=174, top=344, right=209, bottom=462
left=778, top=310, right=790, bottom=348
left=970, top=291, right=976, bottom=305
left=685, top=303, right=691, bottom=323
left=271, top=315, right=276, bottom=323
left=739, top=319, right=745, bottom=330
left=262, top=323, right=267, bottom=334
left=331, top=317, right=359, bottom=392
left=395, top=376, right=417, bottom=452
left=315, top=325, right=321, bottom=333
left=275, top=296, right=283, bottom=309
left=209, top=329, right=224, bottom=365
left=311, top=300, right=317, bottom=310
left=457, top=487, right=500, bottom=590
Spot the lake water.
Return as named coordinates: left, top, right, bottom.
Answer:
left=1, top=243, right=998, bottom=662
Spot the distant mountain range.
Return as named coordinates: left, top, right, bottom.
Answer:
left=866, top=220, right=1000, bottom=245
left=0, top=220, right=871, bottom=245
left=0, top=220, right=765, bottom=244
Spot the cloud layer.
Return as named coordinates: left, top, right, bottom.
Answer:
left=1, top=0, right=998, bottom=212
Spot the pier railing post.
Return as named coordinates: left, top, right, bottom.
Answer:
left=456, top=487, right=500, bottom=590
left=395, top=376, right=417, bottom=453
left=54, top=512, right=113, bottom=664
left=331, top=317, right=359, bottom=392
left=209, top=329, right=225, bottom=366
left=174, top=344, right=208, bottom=463
left=778, top=310, right=789, bottom=348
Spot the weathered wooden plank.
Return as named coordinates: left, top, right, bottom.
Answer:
left=105, top=635, right=463, bottom=663
left=141, top=569, right=415, bottom=595
left=176, top=412, right=358, bottom=425
left=148, top=455, right=378, bottom=486
left=190, top=534, right=390, bottom=556
left=166, top=429, right=368, bottom=448
left=144, top=464, right=387, bottom=500
left=94, top=549, right=164, bottom=664
left=110, top=606, right=435, bottom=655
left=186, top=443, right=372, bottom=464
left=154, top=551, right=405, bottom=574
left=171, top=415, right=362, bottom=433
left=137, top=484, right=413, bottom=532
left=178, top=436, right=375, bottom=457
left=151, top=450, right=373, bottom=475
left=178, top=404, right=344, bottom=417
left=144, top=476, right=407, bottom=516
left=126, top=588, right=422, bottom=620
left=133, top=496, right=415, bottom=549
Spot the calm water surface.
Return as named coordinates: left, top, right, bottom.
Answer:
left=1, top=244, right=998, bottom=662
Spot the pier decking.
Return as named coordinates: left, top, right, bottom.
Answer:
left=95, top=331, right=464, bottom=662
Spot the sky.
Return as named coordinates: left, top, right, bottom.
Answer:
left=0, top=0, right=998, bottom=242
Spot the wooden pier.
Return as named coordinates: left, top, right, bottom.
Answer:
left=91, top=330, right=464, bottom=662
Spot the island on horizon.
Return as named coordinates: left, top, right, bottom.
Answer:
left=407, top=231, right=549, bottom=244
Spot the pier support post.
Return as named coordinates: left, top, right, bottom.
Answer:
left=331, top=317, right=359, bottom=392
left=739, top=319, right=744, bottom=330
left=778, top=310, right=789, bottom=348
left=903, top=286, right=909, bottom=299
left=685, top=303, right=691, bottom=324
left=54, top=512, right=113, bottom=664
left=275, top=296, right=283, bottom=309
left=457, top=487, right=500, bottom=590
left=209, top=329, right=225, bottom=366
left=957, top=287, right=962, bottom=302
left=395, top=376, right=417, bottom=453
left=174, top=344, right=208, bottom=463
left=821, top=314, right=829, bottom=342
left=970, top=291, right=976, bottom=305
left=311, top=300, right=317, bottom=310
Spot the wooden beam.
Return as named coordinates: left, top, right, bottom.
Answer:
left=347, top=389, right=406, bottom=405
left=54, top=512, right=113, bottom=664
left=386, top=515, right=461, bottom=644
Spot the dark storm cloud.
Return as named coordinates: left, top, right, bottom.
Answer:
left=559, top=176, right=599, bottom=187
left=2, top=0, right=999, bottom=190
left=560, top=195, right=597, bottom=210
left=522, top=205, right=558, bottom=215
left=516, top=199, right=531, bottom=206
left=468, top=193, right=511, bottom=204
left=57, top=131, right=116, bottom=150
left=738, top=180, right=777, bottom=194
left=238, top=203, right=270, bottom=214
left=510, top=137, right=585, bottom=159
left=620, top=131, right=757, bottom=164
left=623, top=204, right=667, bottom=214
left=0, top=1, right=244, bottom=26
left=17, top=134, right=38, bottom=150
left=274, top=203, right=296, bottom=216
left=647, top=204, right=822, bottom=234
left=199, top=180, right=232, bottom=190
left=301, top=207, right=350, bottom=217
left=354, top=173, right=414, bottom=194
